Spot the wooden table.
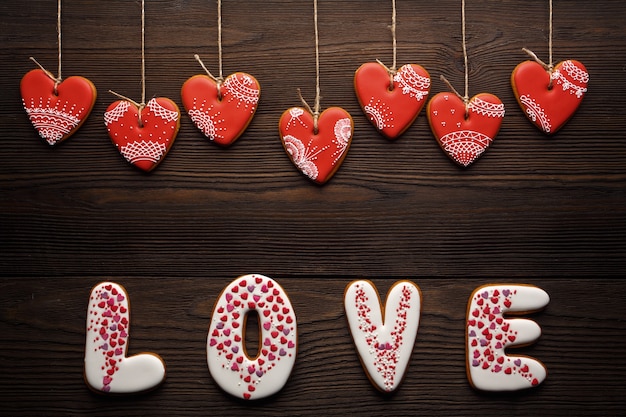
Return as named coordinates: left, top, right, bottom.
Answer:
left=1, top=0, right=625, bottom=415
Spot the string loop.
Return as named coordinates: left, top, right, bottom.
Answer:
left=29, top=0, right=63, bottom=94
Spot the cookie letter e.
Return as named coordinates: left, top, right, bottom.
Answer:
left=466, top=284, right=549, bottom=391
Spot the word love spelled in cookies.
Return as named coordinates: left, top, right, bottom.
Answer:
left=84, top=278, right=549, bottom=398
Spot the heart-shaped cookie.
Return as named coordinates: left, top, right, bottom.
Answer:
left=85, top=282, right=166, bottom=394
left=354, top=62, right=431, bottom=139
left=21, top=69, right=97, bottom=146
left=428, top=92, right=505, bottom=167
left=344, top=280, right=422, bottom=393
left=511, top=59, right=588, bottom=134
left=181, top=72, right=260, bottom=146
left=104, top=97, right=180, bottom=172
left=279, top=107, right=353, bottom=184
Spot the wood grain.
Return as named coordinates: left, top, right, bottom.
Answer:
left=1, top=0, right=625, bottom=415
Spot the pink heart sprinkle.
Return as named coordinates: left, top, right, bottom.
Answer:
left=227, top=304, right=234, bottom=312
left=279, top=348, right=287, bottom=356
left=232, top=363, right=239, bottom=371
left=209, top=338, right=217, bottom=347
left=247, top=285, right=255, bottom=292
left=288, top=341, right=295, bottom=349
left=226, top=293, right=233, bottom=302
left=256, top=370, right=263, bottom=377
left=261, top=285, right=268, bottom=293
left=223, top=329, right=231, bottom=336
left=253, top=295, right=261, bottom=302
left=283, top=328, right=290, bottom=336
left=268, top=353, right=276, bottom=361
left=514, top=359, right=522, bottom=367
left=113, top=314, right=120, bottom=323
left=481, top=291, right=489, bottom=299
left=115, top=348, right=123, bottom=356
left=264, top=338, right=271, bottom=346
left=103, top=376, right=112, bottom=385
left=101, top=333, right=109, bottom=341
left=117, top=294, right=125, bottom=302
left=120, top=330, right=128, bottom=338
left=248, top=366, right=255, bottom=374
left=263, top=322, right=271, bottom=330
left=503, top=289, right=510, bottom=297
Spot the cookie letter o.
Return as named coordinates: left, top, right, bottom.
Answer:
left=207, top=274, right=297, bottom=400
left=466, top=284, right=549, bottom=391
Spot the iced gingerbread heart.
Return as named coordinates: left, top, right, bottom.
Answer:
left=354, top=62, right=431, bottom=139
left=104, top=97, right=180, bottom=172
left=181, top=72, right=260, bottom=146
left=511, top=59, right=588, bottom=134
left=20, top=69, right=97, bottom=146
left=279, top=107, right=353, bottom=184
left=428, top=92, right=505, bottom=167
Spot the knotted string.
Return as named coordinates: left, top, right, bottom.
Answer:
left=194, top=0, right=225, bottom=99
left=441, top=0, right=470, bottom=117
left=523, top=0, right=554, bottom=87
left=29, top=0, right=63, bottom=94
left=299, top=0, right=321, bottom=133
left=109, top=0, right=146, bottom=126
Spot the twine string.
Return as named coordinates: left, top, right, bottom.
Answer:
left=109, top=0, right=146, bottom=126
left=193, top=0, right=224, bottom=99
left=522, top=0, right=554, bottom=87
left=29, top=0, right=63, bottom=94
left=298, top=0, right=321, bottom=133
left=56, top=0, right=62, bottom=86
left=441, top=0, right=470, bottom=117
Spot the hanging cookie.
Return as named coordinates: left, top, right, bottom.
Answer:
left=511, top=0, right=588, bottom=135
left=105, top=0, right=180, bottom=172
left=354, top=0, right=430, bottom=140
left=20, top=0, right=96, bottom=146
left=181, top=0, right=260, bottom=147
left=427, top=0, right=504, bottom=167
left=279, top=0, right=353, bottom=185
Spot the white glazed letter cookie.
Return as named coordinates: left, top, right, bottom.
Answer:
left=207, top=274, right=297, bottom=400
left=84, top=282, right=166, bottom=394
left=344, top=280, right=421, bottom=392
left=466, top=284, right=549, bottom=391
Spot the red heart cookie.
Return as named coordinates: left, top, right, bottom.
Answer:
left=104, top=97, right=180, bottom=172
left=181, top=72, right=260, bottom=147
left=279, top=107, right=353, bottom=184
left=354, top=62, right=431, bottom=139
left=427, top=92, right=505, bottom=167
left=20, top=69, right=97, bottom=146
left=511, top=60, right=588, bottom=134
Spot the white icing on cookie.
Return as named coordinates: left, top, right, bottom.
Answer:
left=344, top=280, right=421, bottom=392
left=84, top=282, right=166, bottom=394
left=466, top=284, right=549, bottom=391
left=207, top=274, right=297, bottom=400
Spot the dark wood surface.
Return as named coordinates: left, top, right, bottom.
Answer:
left=1, top=0, right=625, bottom=415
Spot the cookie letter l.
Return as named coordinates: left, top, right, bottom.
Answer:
left=84, top=282, right=166, bottom=394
